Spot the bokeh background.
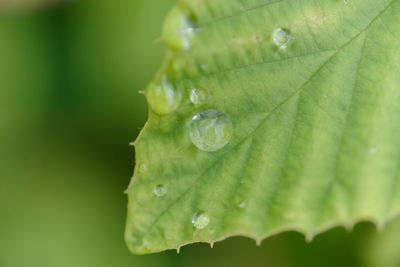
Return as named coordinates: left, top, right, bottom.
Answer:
left=1, top=1, right=399, bottom=266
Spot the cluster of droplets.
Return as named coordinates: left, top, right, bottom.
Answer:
left=142, top=6, right=305, bottom=240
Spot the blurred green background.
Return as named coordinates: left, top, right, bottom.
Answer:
left=1, top=1, right=399, bottom=266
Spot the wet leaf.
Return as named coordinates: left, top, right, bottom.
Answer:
left=126, top=0, right=400, bottom=254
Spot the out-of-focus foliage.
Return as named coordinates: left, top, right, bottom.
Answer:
left=0, top=0, right=177, bottom=266
left=0, top=0, right=68, bottom=11
left=1, top=0, right=400, bottom=266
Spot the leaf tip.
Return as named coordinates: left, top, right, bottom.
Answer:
left=376, top=220, right=387, bottom=232
left=129, top=141, right=136, bottom=147
left=344, top=222, right=355, bottom=232
left=305, top=233, right=315, bottom=243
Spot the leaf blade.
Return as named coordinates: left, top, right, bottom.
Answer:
left=126, top=0, right=400, bottom=254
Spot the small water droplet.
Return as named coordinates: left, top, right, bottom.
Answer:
left=189, top=110, right=233, bottom=152
left=153, top=184, right=167, bottom=197
left=343, top=0, right=350, bottom=5
left=239, top=201, right=246, bottom=209
left=162, top=3, right=198, bottom=51
left=273, top=28, right=292, bottom=50
left=190, top=88, right=207, bottom=105
left=146, top=76, right=182, bottom=115
left=192, top=211, right=210, bottom=230
left=137, top=162, right=147, bottom=173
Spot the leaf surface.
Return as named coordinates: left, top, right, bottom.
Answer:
left=126, top=0, right=400, bottom=254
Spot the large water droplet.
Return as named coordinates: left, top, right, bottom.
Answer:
left=190, top=88, right=207, bottom=105
left=146, top=76, right=182, bottom=115
left=189, top=110, right=233, bottom=152
left=162, top=3, right=198, bottom=51
left=273, top=28, right=292, bottom=50
left=192, top=211, right=210, bottom=230
left=153, top=184, right=167, bottom=197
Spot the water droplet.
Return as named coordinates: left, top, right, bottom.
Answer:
left=137, top=162, right=147, bottom=173
left=273, top=28, right=292, bottom=50
left=189, top=110, right=233, bottom=152
left=146, top=76, right=182, bottom=115
left=190, top=88, right=207, bottom=105
left=153, top=184, right=167, bottom=197
left=369, top=147, right=378, bottom=155
left=192, top=210, right=210, bottom=230
left=239, top=201, right=246, bottom=209
left=343, top=0, right=350, bottom=5
left=162, top=3, right=198, bottom=51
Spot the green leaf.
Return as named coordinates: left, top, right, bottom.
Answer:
left=126, top=0, right=400, bottom=254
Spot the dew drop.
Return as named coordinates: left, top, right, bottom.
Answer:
left=137, top=162, right=147, bottom=173
left=162, top=3, right=198, bottom=51
left=192, top=211, right=210, bottom=230
left=146, top=76, right=182, bottom=115
left=273, top=28, right=292, bottom=50
left=190, top=88, right=207, bottom=105
left=343, top=0, right=350, bottom=5
left=239, top=201, right=246, bottom=209
left=189, top=110, right=233, bottom=152
left=153, top=184, right=167, bottom=197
